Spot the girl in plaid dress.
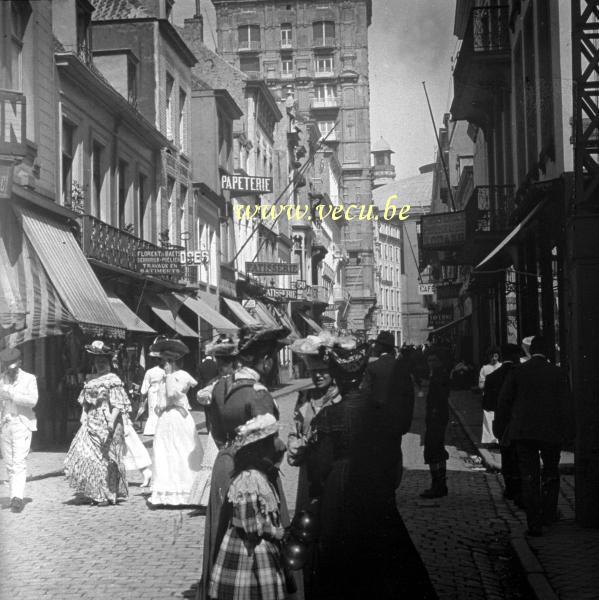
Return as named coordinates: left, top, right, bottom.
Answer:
left=209, top=414, right=287, bottom=600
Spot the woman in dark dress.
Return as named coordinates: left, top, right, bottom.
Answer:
left=197, top=324, right=290, bottom=600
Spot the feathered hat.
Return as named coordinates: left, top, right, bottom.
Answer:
left=84, top=340, right=113, bottom=356
left=205, top=334, right=238, bottom=357
left=237, top=324, right=291, bottom=357
left=149, top=336, right=190, bottom=360
left=233, top=413, right=279, bottom=449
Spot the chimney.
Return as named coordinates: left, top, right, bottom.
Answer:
left=184, top=1, right=204, bottom=43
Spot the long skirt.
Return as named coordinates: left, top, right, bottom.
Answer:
left=481, top=410, right=498, bottom=444
left=198, top=448, right=290, bottom=600
left=123, top=422, right=152, bottom=472
left=64, top=411, right=127, bottom=504
left=189, top=433, right=219, bottom=507
left=149, top=408, right=203, bottom=506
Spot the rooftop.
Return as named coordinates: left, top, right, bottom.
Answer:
left=371, top=137, right=394, bottom=154
left=92, top=0, right=151, bottom=20
left=372, top=172, right=433, bottom=211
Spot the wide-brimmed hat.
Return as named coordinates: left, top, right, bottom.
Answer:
left=375, top=330, right=395, bottom=349
left=149, top=336, right=190, bottom=360
left=233, top=413, right=279, bottom=449
left=205, top=334, right=238, bottom=357
left=237, top=324, right=291, bottom=356
left=0, top=347, right=21, bottom=368
left=84, top=341, right=113, bottom=356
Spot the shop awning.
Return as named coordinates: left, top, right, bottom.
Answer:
left=1, top=206, right=74, bottom=346
left=145, top=295, right=198, bottom=338
left=172, top=293, right=238, bottom=334
left=16, top=205, right=125, bottom=337
left=475, top=201, right=546, bottom=270
left=428, top=314, right=471, bottom=336
left=251, top=301, right=280, bottom=328
left=300, top=314, right=323, bottom=334
left=106, top=294, right=155, bottom=334
left=223, top=298, right=260, bottom=327
left=270, top=304, right=301, bottom=340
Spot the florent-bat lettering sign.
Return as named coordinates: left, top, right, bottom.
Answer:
left=221, top=174, right=273, bottom=195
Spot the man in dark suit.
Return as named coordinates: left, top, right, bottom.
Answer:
left=496, top=336, right=571, bottom=536
left=485, top=343, right=523, bottom=505
left=361, top=331, right=415, bottom=489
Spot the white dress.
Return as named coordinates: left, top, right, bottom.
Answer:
left=149, top=370, right=203, bottom=506
left=140, top=366, right=165, bottom=436
left=189, top=382, right=220, bottom=507
left=123, top=414, right=152, bottom=472
left=479, top=362, right=502, bottom=444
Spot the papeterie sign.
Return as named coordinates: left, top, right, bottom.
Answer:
left=421, top=211, right=466, bottom=249
left=245, top=262, right=299, bottom=275
left=221, top=175, right=273, bottom=194
left=137, top=249, right=183, bottom=276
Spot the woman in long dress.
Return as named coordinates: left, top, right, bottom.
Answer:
left=189, top=336, right=237, bottom=509
left=148, top=338, right=203, bottom=507
left=140, top=354, right=165, bottom=436
left=64, top=341, right=130, bottom=506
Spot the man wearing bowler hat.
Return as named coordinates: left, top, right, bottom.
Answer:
left=0, top=347, right=38, bottom=513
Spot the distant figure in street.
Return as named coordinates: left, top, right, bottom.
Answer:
left=208, top=414, right=288, bottom=600
left=361, top=331, right=414, bottom=489
left=420, top=348, right=450, bottom=499
left=139, top=351, right=166, bottom=436
left=450, top=357, right=475, bottom=390
left=0, top=347, right=38, bottom=513
left=479, top=347, right=502, bottom=444
left=485, top=344, right=523, bottom=505
left=64, top=341, right=130, bottom=506
left=148, top=337, right=203, bottom=507
left=496, top=336, right=571, bottom=536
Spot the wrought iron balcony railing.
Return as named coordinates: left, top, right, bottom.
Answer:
left=238, top=40, right=262, bottom=51
left=313, top=37, right=336, bottom=48
left=78, top=214, right=184, bottom=283
left=310, top=97, right=339, bottom=110
left=472, top=6, right=510, bottom=53
left=466, top=185, right=515, bottom=234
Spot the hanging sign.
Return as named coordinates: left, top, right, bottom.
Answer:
left=421, top=212, right=466, bottom=249
left=221, top=175, right=273, bottom=195
left=137, top=249, right=183, bottom=276
left=418, top=283, right=436, bottom=295
left=246, top=262, right=299, bottom=275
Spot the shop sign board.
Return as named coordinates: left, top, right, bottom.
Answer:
left=221, top=175, right=273, bottom=195
left=265, top=287, right=297, bottom=302
left=421, top=211, right=466, bottom=249
left=418, top=283, right=436, bottom=295
left=0, top=161, right=13, bottom=200
left=428, top=307, right=454, bottom=329
left=0, top=91, right=27, bottom=155
left=137, top=249, right=183, bottom=276
left=246, top=262, right=299, bottom=275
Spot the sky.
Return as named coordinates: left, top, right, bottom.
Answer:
left=172, top=0, right=458, bottom=180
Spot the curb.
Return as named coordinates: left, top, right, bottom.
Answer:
left=448, top=398, right=560, bottom=600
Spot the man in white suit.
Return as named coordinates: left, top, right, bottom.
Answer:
left=0, top=347, right=38, bottom=513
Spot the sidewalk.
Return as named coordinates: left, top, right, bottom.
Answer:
left=0, top=378, right=313, bottom=483
left=449, top=389, right=599, bottom=600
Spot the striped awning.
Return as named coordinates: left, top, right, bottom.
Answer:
left=106, top=294, right=155, bottom=335
left=0, top=206, right=74, bottom=346
left=16, top=205, right=125, bottom=337
left=250, top=301, right=280, bottom=328
left=300, top=313, right=323, bottom=334
left=223, top=298, right=260, bottom=327
left=172, top=293, right=238, bottom=334
left=145, top=294, right=198, bottom=338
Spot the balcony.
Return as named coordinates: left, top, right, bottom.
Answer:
left=281, top=41, right=293, bottom=50
left=310, top=285, right=330, bottom=305
left=312, top=37, right=336, bottom=49
left=238, top=40, right=261, bottom=52
left=314, top=69, right=335, bottom=78
left=451, top=5, right=510, bottom=126
left=310, top=97, right=339, bottom=110
left=333, top=285, right=350, bottom=305
left=465, top=185, right=515, bottom=235
left=241, top=70, right=262, bottom=80
left=78, top=214, right=183, bottom=284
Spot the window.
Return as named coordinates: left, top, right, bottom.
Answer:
left=318, top=121, right=335, bottom=138
left=8, top=1, right=31, bottom=91
left=61, top=121, right=76, bottom=206
left=281, top=55, right=293, bottom=77
left=91, top=141, right=104, bottom=218
left=167, top=177, right=176, bottom=243
left=127, top=58, right=137, bottom=105
left=138, top=173, right=148, bottom=240
left=180, top=185, right=187, bottom=242
left=179, top=88, right=187, bottom=152
left=313, top=21, right=335, bottom=45
left=314, top=84, right=336, bottom=100
left=165, top=73, right=174, bottom=140
left=238, top=25, right=261, bottom=50
left=281, top=24, right=292, bottom=47
left=240, top=55, right=260, bottom=74
left=117, top=160, right=128, bottom=229
left=315, top=55, right=333, bottom=74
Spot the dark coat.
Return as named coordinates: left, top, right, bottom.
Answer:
left=425, top=367, right=450, bottom=425
left=361, top=354, right=414, bottom=437
left=483, top=361, right=517, bottom=415
left=197, top=357, right=219, bottom=388
left=496, top=356, right=571, bottom=445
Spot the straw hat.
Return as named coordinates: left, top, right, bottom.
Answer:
left=84, top=341, right=113, bottom=356
left=149, top=336, right=190, bottom=360
left=237, top=324, right=291, bottom=356
left=232, top=413, right=279, bottom=449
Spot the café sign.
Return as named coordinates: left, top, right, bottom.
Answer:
left=245, top=262, right=299, bottom=276
left=0, top=91, right=26, bottom=155
left=221, top=174, right=273, bottom=195
left=421, top=211, right=466, bottom=250
left=418, top=283, right=436, bottom=295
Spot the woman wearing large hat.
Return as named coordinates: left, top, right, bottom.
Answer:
left=197, top=324, right=290, bottom=600
left=148, top=337, right=203, bottom=507
left=64, top=341, right=131, bottom=506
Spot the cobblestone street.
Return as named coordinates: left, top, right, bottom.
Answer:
left=1, top=385, right=535, bottom=600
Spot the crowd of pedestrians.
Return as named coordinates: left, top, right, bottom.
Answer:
left=0, top=322, right=572, bottom=595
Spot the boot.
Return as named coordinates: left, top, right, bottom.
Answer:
left=140, top=468, right=152, bottom=488
left=420, top=462, right=448, bottom=499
